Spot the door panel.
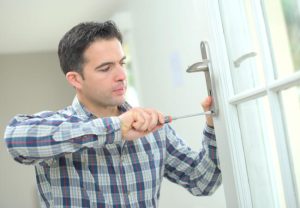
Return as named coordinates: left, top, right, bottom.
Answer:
left=207, top=0, right=300, bottom=207
left=237, top=97, right=285, bottom=208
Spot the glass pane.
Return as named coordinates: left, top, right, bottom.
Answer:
left=280, top=85, right=300, bottom=202
left=237, top=97, right=286, bottom=207
left=263, top=0, right=300, bottom=78
left=219, top=0, right=266, bottom=94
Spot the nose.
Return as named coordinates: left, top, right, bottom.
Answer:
left=115, top=64, right=127, bottom=81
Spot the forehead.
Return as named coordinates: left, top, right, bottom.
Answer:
left=83, top=38, right=124, bottom=62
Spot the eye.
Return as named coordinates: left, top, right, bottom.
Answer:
left=97, top=66, right=110, bottom=72
left=120, top=61, right=127, bottom=67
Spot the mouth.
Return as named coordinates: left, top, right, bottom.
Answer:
left=113, top=85, right=126, bottom=95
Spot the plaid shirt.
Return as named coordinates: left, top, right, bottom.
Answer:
left=4, top=97, right=221, bottom=208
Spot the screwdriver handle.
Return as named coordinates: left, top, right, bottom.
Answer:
left=164, top=116, right=173, bottom=124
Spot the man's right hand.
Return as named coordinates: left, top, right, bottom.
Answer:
left=119, top=108, right=165, bottom=140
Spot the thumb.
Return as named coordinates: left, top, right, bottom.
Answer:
left=201, top=96, right=212, bottom=111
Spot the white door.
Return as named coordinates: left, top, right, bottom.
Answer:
left=204, top=0, right=300, bottom=207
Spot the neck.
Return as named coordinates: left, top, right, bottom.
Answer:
left=77, top=95, right=120, bottom=118
left=88, top=104, right=120, bottom=118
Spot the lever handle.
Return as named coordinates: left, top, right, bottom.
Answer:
left=186, top=41, right=218, bottom=115
left=233, top=52, right=257, bottom=67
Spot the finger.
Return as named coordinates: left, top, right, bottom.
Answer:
left=132, top=110, right=150, bottom=131
left=204, top=96, right=212, bottom=106
left=149, top=112, right=159, bottom=131
left=152, top=124, right=163, bottom=132
left=143, top=109, right=158, bottom=131
left=201, top=96, right=212, bottom=111
left=150, top=109, right=165, bottom=124
left=146, top=109, right=166, bottom=130
left=158, top=112, right=165, bottom=125
left=132, top=109, right=145, bottom=129
left=140, top=111, right=151, bottom=131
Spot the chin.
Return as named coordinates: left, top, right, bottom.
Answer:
left=114, top=97, right=126, bottom=106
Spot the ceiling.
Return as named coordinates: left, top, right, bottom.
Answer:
left=0, top=0, right=127, bottom=54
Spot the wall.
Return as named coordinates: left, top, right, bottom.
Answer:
left=0, top=1, right=227, bottom=206
left=0, top=52, right=74, bottom=208
left=128, top=0, right=226, bottom=207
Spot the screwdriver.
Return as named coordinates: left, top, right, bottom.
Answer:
left=164, top=111, right=213, bottom=123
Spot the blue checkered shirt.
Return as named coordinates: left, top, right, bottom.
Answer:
left=4, top=97, right=221, bottom=207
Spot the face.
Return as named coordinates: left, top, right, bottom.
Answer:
left=76, top=38, right=127, bottom=111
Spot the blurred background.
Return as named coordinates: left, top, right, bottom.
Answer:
left=0, top=0, right=226, bottom=207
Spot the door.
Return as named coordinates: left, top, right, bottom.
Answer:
left=204, top=0, right=300, bottom=207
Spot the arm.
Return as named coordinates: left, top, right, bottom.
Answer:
left=4, top=111, right=122, bottom=165
left=5, top=107, right=165, bottom=165
left=163, top=124, right=222, bottom=196
left=163, top=96, right=221, bottom=195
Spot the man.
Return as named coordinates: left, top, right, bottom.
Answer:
left=4, top=21, right=221, bottom=207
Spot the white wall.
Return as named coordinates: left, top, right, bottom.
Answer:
left=0, top=52, right=74, bottom=208
left=127, top=0, right=226, bottom=207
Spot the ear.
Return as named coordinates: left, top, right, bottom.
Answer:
left=66, top=71, right=83, bottom=89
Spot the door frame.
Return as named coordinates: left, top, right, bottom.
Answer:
left=205, top=0, right=250, bottom=207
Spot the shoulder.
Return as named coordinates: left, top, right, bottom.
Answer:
left=8, top=106, right=75, bottom=125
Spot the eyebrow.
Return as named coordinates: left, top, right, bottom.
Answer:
left=95, top=56, right=126, bottom=70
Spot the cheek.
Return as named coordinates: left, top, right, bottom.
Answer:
left=90, top=79, right=111, bottom=92
left=83, top=74, right=113, bottom=93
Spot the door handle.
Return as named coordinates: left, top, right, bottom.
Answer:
left=233, top=52, right=257, bottom=67
left=186, top=41, right=218, bottom=115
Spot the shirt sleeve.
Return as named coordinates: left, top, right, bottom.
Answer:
left=163, top=124, right=222, bottom=196
left=4, top=111, right=122, bottom=165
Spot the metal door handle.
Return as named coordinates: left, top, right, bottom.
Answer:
left=233, top=52, right=257, bottom=67
left=186, top=41, right=218, bottom=115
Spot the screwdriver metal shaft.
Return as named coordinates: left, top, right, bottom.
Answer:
left=164, top=111, right=213, bottom=123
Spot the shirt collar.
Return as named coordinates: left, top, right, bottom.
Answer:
left=71, top=96, right=132, bottom=119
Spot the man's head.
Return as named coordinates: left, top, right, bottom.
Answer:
left=59, top=21, right=127, bottom=116
left=58, top=21, right=123, bottom=77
